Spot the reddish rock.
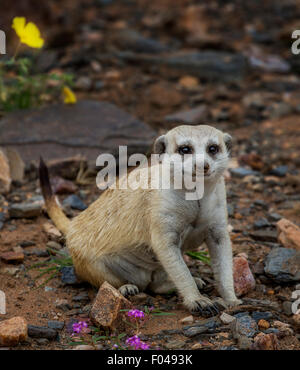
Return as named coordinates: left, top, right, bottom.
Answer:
left=292, top=314, right=300, bottom=329
left=252, top=333, right=279, bottom=350
left=0, top=251, right=24, bottom=264
left=0, top=149, right=11, bottom=194
left=233, top=256, right=256, bottom=297
left=50, top=176, right=77, bottom=194
left=0, top=317, right=28, bottom=346
left=277, top=218, right=300, bottom=251
left=90, top=281, right=133, bottom=331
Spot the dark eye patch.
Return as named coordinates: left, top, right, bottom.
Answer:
left=207, top=144, right=220, bottom=155
left=178, top=145, right=193, bottom=155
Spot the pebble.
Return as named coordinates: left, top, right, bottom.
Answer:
left=231, top=314, right=257, bottom=338
left=233, top=256, right=256, bottom=296
left=47, top=321, right=65, bottom=330
left=249, top=229, right=277, bottom=242
left=277, top=218, right=300, bottom=251
left=9, top=202, right=42, bottom=218
left=0, top=250, right=24, bottom=264
left=183, top=318, right=219, bottom=338
left=165, top=339, right=186, bottom=349
left=0, top=317, right=28, bottom=346
left=60, top=266, right=80, bottom=285
left=270, top=165, right=288, bottom=177
left=230, top=167, right=260, bottom=179
left=164, top=105, right=208, bottom=125
left=63, top=195, right=87, bottom=211
left=282, top=301, right=293, bottom=316
left=252, top=332, right=278, bottom=350
left=258, top=319, right=270, bottom=330
left=251, top=311, right=273, bottom=322
left=253, top=218, right=270, bottom=229
left=72, top=292, right=90, bottom=302
left=220, top=312, right=236, bottom=325
left=268, top=213, right=282, bottom=222
left=264, top=247, right=300, bottom=283
left=28, top=325, right=57, bottom=340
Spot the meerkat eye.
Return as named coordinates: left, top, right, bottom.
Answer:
left=178, top=145, right=193, bottom=155
left=207, top=144, right=219, bottom=155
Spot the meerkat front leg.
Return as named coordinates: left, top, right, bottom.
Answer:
left=206, top=224, right=242, bottom=307
left=151, top=230, right=220, bottom=317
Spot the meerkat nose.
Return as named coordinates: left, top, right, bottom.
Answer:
left=204, top=162, right=210, bottom=173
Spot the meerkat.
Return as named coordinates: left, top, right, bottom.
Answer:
left=39, top=125, right=242, bottom=316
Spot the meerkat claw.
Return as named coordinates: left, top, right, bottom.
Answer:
left=119, top=284, right=139, bottom=297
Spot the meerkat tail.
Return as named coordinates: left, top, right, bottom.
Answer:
left=39, top=157, right=70, bottom=235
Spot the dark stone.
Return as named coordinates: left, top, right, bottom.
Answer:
left=230, top=167, right=260, bottom=178
left=28, top=325, right=57, bottom=340
left=60, top=266, right=80, bottom=285
left=72, top=292, right=90, bottom=302
left=0, top=221, right=3, bottom=231
left=270, top=165, right=289, bottom=177
left=118, top=51, right=248, bottom=82
left=24, top=249, right=49, bottom=257
left=0, top=100, right=156, bottom=162
left=264, top=247, right=300, bottom=283
left=9, top=202, right=42, bottom=219
left=231, top=314, right=257, bottom=338
left=183, top=317, right=219, bottom=337
left=251, top=311, right=273, bottom=322
left=254, top=200, right=268, bottom=209
left=249, top=229, right=277, bottom=242
left=253, top=218, right=270, bottom=229
left=47, top=321, right=65, bottom=330
left=116, top=29, right=169, bottom=54
left=19, top=240, right=36, bottom=248
left=0, top=212, right=6, bottom=222
left=63, top=195, right=87, bottom=211
left=268, top=213, right=282, bottom=222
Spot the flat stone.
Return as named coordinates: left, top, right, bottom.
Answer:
left=42, top=222, right=62, bottom=241
left=0, top=251, right=24, bottom=264
left=5, top=148, right=25, bottom=183
left=249, top=229, right=278, bottom=243
left=47, top=321, right=65, bottom=330
left=0, top=317, right=28, bottom=346
left=9, top=202, right=42, bottom=219
left=28, top=325, right=57, bottom=340
left=0, top=100, right=156, bottom=162
left=119, top=51, right=248, bottom=82
left=180, top=315, right=194, bottom=325
left=251, top=311, right=273, bottom=322
left=233, top=256, right=256, bottom=297
left=89, top=281, right=132, bottom=331
left=277, top=218, right=300, bottom=251
left=183, top=317, right=219, bottom=337
left=230, top=167, right=260, bottom=178
left=264, top=247, right=300, bottom=283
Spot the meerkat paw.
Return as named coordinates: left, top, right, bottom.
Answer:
left=224, top=298, right=243, bottom=308
left=185, top=296, right=221, bottom=317
left=119, top=284, right=139, bottom=298
left=193, top=277, right=206, bottom=290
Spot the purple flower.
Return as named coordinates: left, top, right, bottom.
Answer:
left=127, top=309, right=145, bottom=319
left=126, top=335, right=150, bottom=350
left=72, top=321, right=88, bottom=334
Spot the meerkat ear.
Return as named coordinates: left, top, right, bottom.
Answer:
left=153, top=135, right=166, bottom=154
left=223, top=133, right=233, bottom=153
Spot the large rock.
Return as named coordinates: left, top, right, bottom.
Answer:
left=0, top=149, right=11, bottom=194
left=0, top=100, right=156, bottom=162
left=264, top=247, right=300, bottom=283
left=252, top=333, right=279, bottom=350
left=0, top=317, right=28, bottom=346
left=233, top=256, right=256, bottom=297
left=90, top=281, right=132, bottom=331
left=277, top=218, right=300, bottom=251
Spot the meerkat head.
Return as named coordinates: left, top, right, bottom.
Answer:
left=153, top=125, right=232, bottom=183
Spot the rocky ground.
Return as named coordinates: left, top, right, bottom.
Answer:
left=0, top=0, right=300, bottom=350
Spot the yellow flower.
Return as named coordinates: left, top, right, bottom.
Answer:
left=63, top=87, right=77, bottom=104
left=12, top=17, right=44, bottom=49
